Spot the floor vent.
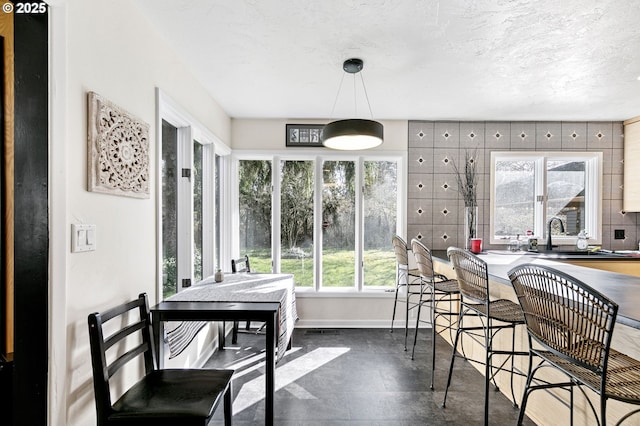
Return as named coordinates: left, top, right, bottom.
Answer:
left=304, top=329, right=340, bottom=335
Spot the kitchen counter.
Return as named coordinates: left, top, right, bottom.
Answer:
left=432, top=250, right=640, bottom=328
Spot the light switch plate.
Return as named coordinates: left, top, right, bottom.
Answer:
left=71, top=224, right=97, bottom=252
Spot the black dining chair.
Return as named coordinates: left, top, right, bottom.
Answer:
left=509, top=263, right=640, bottom=426
left=88, top=293, right=234, bottom=426
left=230, top=255, right=255, bottom=343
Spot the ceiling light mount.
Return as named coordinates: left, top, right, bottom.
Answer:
left=322, top=58, right=383, bottom=150
left=343, top=58, right=364, bottom=74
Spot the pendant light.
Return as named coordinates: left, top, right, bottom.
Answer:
left=322, top=58, right=383, bottom=150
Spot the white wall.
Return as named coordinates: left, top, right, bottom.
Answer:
left=49, top=1, right=231, bottom=424
left=231, top=118, right=407, bottom=151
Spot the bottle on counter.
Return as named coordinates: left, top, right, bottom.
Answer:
left=576, top=230, right=588, bottom=251
left=215, top=269, right=224, bottom=282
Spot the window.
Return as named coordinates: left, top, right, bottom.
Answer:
left=490, top=152, right=602, bottom=245
left=236, top=154, right=402, bottom=291
left=158, top=90, right=230, bottom=299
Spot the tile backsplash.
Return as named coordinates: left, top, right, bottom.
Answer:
left=407, top=120, right=638, bottom=251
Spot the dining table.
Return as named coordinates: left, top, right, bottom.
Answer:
left=150, top=272, right=297, bottom=426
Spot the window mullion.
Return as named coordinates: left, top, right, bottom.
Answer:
left=314, top=157, right=323, bottom=291
left=355, top=159, right=364, bottom=291
left=535, top=156, right=546, bottom=238
left=272, top=156, right=281, bottom=274
left=177, top=126, right=194, bottom=291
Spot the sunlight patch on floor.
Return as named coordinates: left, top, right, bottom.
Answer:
left=231, top=347, right=350, bottom=413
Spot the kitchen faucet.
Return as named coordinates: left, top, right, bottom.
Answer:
left=546, top=217, right=565, bottom=251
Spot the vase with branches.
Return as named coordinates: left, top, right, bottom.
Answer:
left=451, top=150, right=479, bottom=249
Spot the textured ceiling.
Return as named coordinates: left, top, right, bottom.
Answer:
left=133, top=0, right=640, bottom=121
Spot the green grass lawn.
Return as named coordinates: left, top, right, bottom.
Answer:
left=247, top=248, right=395, bottom=288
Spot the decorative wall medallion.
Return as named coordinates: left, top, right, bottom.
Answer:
left=87, top=92, right=150, bottom=198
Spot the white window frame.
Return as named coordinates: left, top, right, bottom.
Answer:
left=489, top=151, right=603, bottom=246
left=156, top=88, right=231, bottom=298
left=233, top=149, right=406, bottom=293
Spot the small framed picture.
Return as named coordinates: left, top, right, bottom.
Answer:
left=286, top=124, right=325, bottom=147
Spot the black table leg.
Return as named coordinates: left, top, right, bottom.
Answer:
left=264, top=311, right=277, bottom=426
left=152, top=314, right=164, bottom=369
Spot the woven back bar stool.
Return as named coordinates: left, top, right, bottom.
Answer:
left=410, top=239, right=460, bottom=389
left=443, top=247, right=527, bottom=426
left=509, top=263, right=640, bottom=426
left=390, top=235, right=423, bottom=350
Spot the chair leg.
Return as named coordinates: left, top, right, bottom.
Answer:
left=232, top=321, right=239, bottom=344
left=404, top=291, right=411, bottom=351
left=517, top=353, right=535, bottom=426
left=390, top=284, right=400, bottom=333
left=429, top=287, right=436, bottom=390
left=509, top=325, right=519, bottom=408
left=484, top=318, right=491, bottom=426
left=442, top=310, right=463, bottom=408
left=411, top=290, right=424, bottom=360
left=224, top=381, right=233, bottom=426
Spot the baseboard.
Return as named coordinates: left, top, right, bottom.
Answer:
left=295, top=319, right=432, bottom=329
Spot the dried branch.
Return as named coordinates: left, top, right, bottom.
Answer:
left=451, top=149, right=478, bottom=207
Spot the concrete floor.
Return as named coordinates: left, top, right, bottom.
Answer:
left=207, top=327, right=537, bottom=425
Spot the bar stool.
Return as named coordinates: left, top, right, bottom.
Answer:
left=443, top=247, right=527, bottom=426
left=390, top=235, right=422, bottom=350
left=509, top=263, right=640, bottom=426
left=410, top=238, right=460, bottom=389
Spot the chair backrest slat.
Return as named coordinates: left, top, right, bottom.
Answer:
left=88, top=293, right=156, bottom=425
left=447, top=247, right=489, bottom=303
left=411, top=238, right=435, bottom=279
left=231, top=255, right=251, bottom=273
left=508, top=264, right=618, bottom=374
left=392, top=235, right=409, bottom=266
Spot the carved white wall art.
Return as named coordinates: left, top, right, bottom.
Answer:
left=87, top=92, right=150, bottom=198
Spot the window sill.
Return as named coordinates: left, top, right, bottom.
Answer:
left=294, top=288, right=395, bottom=298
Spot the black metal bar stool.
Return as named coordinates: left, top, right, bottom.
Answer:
left=509, top=263, right=640, bottom=426
left=443, top=247, right=527, bottom=426
left=390, top=235, right=422, bottom=350
left=410, top=238, right=460, bottom=389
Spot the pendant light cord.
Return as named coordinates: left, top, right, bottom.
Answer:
left=328, top=67, right=374, bottom=120
left=328, top=72, right=346, bottom=119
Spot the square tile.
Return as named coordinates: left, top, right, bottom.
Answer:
left=611, top=148, right=624, bottom=175
left=408, top=121, right=434, bottom=148
left=408, top=173, right=433, bottom=198
left=408, top=148, right=434, bottom=174
left=433, top=148, right=459, bottom=175
left=434, top=122, right=460, bottom=147
left=484, top=122, right=511, bottom=149
left=561, top=122, right=587, bottom=150
left=535, top=122, right=562, bottom=150
left=431, top=224, right=460, bottom=250
left=432, top=199, right=458, bottom=226
left=407, top=198, right=432, bottom=225
left=611, top=174, right=623, bottom=200
left=602, top=148, right=614, bottom=175
left=587, top=122, right=614, bottom=149
left=510, top=122, right=536, bottom=150
left=432, top=173, right=459, bottom=200
left=459, top=122, right=485, bottom=149
left=408, top=224, right=433, bottom=247
left=613, top=122, right=624, bottom=150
